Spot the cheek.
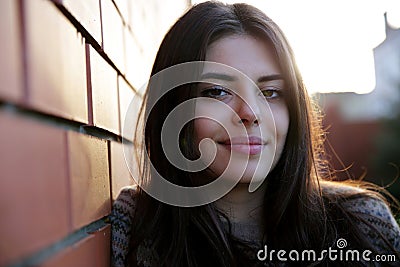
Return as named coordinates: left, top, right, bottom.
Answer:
left=193, top=118, right=220, bottom=144
left=272, top=105, right=290, bottom=154
left=193, top=118, right=226, bottom=171
left=194, top=118, right=209, bottom=142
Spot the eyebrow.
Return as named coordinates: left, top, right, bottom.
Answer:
left=200, top=72, right=236, bottom=81
left=257, top=74, right=283, bottom=83
left=200, top=72, right=283, bottom=83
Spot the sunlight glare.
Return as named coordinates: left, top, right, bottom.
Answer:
left=191, top=0, right=400, bottom=94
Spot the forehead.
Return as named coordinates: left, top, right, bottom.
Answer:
left=204, top=34, right=281, bottom=81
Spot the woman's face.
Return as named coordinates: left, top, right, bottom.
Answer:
left=194, top=35, right=289, bottom=185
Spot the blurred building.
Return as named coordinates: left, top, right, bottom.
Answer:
left=319, top=13, right=400, bottom=122
left=317, top=13, right=400, bottom=182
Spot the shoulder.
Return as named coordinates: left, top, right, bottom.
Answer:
left=110, top=185, right=138, bottom=230
left=320, top=181, right=364, bottom=196
left=321, top=181, right=400, bottom=251
left=111, top=185, right=139, bottom=219
left=110, top=185, right=139, bottom=267
left=320, top=181, right=398, bottom=223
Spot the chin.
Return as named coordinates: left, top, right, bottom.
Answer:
left=240, top=172, right=268, bottom=184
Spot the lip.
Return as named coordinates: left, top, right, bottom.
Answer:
left=218, top=136, right=266, bottom=155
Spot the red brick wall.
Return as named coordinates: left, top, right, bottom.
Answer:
left=0, top=0, right=187, bottom=265
left=323, top=105, right=382, bottom=181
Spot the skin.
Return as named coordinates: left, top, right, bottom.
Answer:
left=193, top=35, right=290, bottom=233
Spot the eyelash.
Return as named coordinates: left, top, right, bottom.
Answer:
left=259, top=87, right=282, bottom=99
left=200, top=85, right=282, bottom=100
left=200, top=85, right=230, bottom=99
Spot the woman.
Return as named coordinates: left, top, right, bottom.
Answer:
left=110, top=1, right=400, bottom=266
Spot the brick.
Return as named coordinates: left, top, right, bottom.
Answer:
left=67, top=131, right=111, bottom=230
left=124, top=28, right=149, bottom=90
left=118, top=76, right=143, bottom=141
left=127, top=0, right=188, bottom=69
left=52, top=0, right=102, bottom=45
left=129, top=0, right=153, bottom=47
left=90, top=224, right=111, bottom=267
left=41, top=225, right=111, bottom=267
left=110, top=141, right=135, bottom=200
left=124, top=1, right=189, bottom=91
left=88, top=45, right=119, bottom=134
left=100, top=0, right=125, bottom=74
left=0, top=0, right=23, bottom=102
left=24, top=0, right=88, bottom=123
left=0, top=111, right=69, bottom=266
left=113, top=0, right=129, bottom=25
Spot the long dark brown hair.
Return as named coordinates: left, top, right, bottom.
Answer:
left=127, top=2, right=399, bottom=266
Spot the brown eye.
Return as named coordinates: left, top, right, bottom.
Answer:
left=260, top=88, right=280, bottom=99
left=201, top=85, right=230, bottom=99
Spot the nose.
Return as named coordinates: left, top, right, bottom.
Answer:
left=234, top=95, right=260, bottom=127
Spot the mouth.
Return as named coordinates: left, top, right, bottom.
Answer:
left=217, top=136, right=267, bottom=155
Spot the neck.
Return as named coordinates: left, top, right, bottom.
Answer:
left=215, top=182, right=267, bottom=225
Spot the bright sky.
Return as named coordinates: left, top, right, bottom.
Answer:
left=191, top=0, right=400, bottom=94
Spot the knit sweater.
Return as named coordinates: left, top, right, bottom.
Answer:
left=109, top=185, right=400, bottom=266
